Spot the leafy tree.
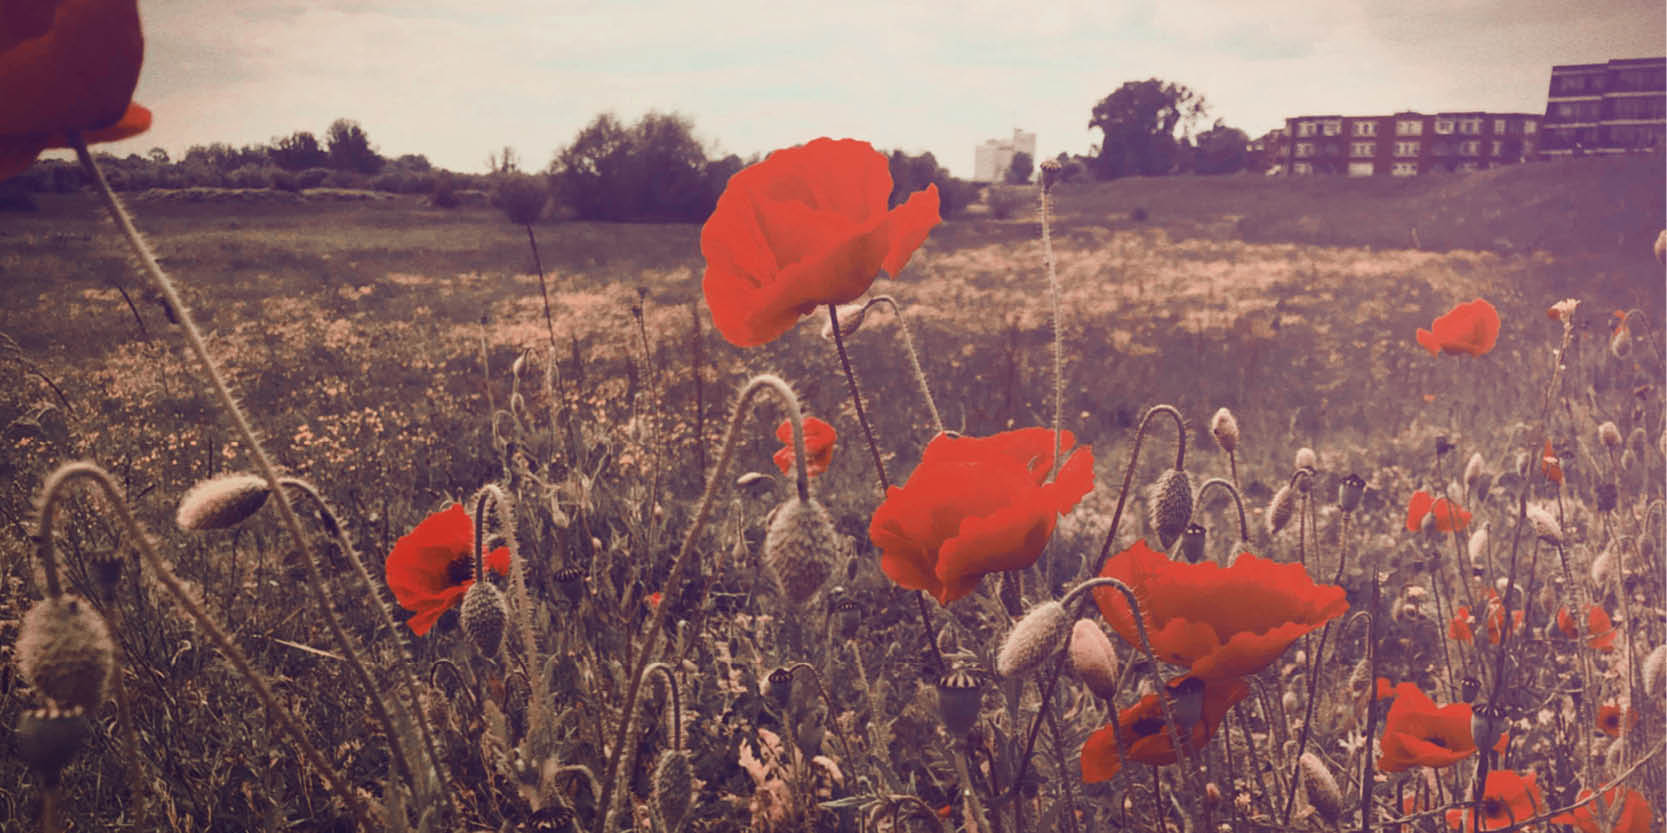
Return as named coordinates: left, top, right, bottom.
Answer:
left=1088, top=79, right=1208, bottom=179
left=1005, top=151, right=1034, bottom=185
left=887, top=149, right=977, bottom=218
left=624, top=112, right=711, bottom=221
left=550, top=113, right=634, bottom=221
left=270, top=131, right=329, bottom=171
left=325, top=119, right=383, bottom=174
left=146, top=147, right=169, bottom=164
left=393, top=153, right=432, bottom=173
left=1193, top=122, right=1249, bottom=175
left=183, top=142, right=266, bottom=173
left=494, top=173, right=547, bottom=225
left=487, top=146, right=519, bottom=174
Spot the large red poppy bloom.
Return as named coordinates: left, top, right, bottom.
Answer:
left=385, top=504, right=511, bottom=635
left=773, top=416, right=836, bottom=478
left=700, top=138, right=941, bottom=347
left=1081, top=675, right=1249, bottom=782
left=1596, top=704, right=1637, bottom=737
left=1405, top=490, right=1471, bottom=533
left=1417, top=298, right=1500, bottom=357
left=1587, top=605, right=1617, bottom=653
left=1093, top=542, right=1347, bottom=680
left=869, top=428, right=1093, bottom=605
left=1, top=0, right=150, bottom=182
left=1552, top=787, right=1654, bottom=833
left=1377, top=682, right=1478, bottom=772
left=1444, top=770, right=1547, bottom=831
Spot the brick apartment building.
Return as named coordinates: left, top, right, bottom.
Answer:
left=1275, top=112, right=1541, bottom=176
left=1539, top=57, right=1666, bottom=156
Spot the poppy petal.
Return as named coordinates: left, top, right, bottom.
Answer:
left=881, top=183, right=942, bottom=277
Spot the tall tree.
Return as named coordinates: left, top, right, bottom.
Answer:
left=549, top=113, right=635, bottom=220
left=325, top=119, right=383, bottom=174
left=1193, top=121, right=1249, bottom=175
left=270, top=131, right=328, bottom=170
left=1088, top=79, right=1208, bottom=179
left=1005, top=150, right=1034, bottom=185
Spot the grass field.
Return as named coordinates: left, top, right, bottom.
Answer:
left=0, top=152, right=1662, bottom=831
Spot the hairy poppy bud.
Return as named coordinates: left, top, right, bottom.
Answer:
left=1464, top=453, right=1485, bottom=494
left=1598, top=421, right=1623, bottom=450
left=1266, top=484, right=1296, bottom=538
left=819, top=301, right=869, bottom=341
left=1644, top=644, right=1667, bottom=699
left=652, top=750, right=693, bottom=830
left=1180, top=523, right=1206, bottom=563
left=1526, top=505, right=1561, bottom=545
left=1590, top=545, right=1615, bottom=587
left=1148, top=468, right=1193, bottom=549
left=936, top=669, right=982, bottom=735
left=16, top=706, right=90, bottom=787
left=1068, top=619, right=1120, bottom=700
left=1468, top=525, right=1489, bottom=573
left=997, top=601, right=1068, bottom=678
left=176, top=472, right=272, bottom=530
left=1299, top=752, right=1343, bottom=826
left=460, top=580, right=508, bottom=656
left=762, top=498, right=837, bottom=604
left=1337, top=473, right=1365, bottom=512
left=1611, top=324, right=1632, bottom=360
left=1210, top=408, right=1239, bottom=454
left=16, top=595, right=114, bottom=712
left=1294, top=447, right=1317, bottom=472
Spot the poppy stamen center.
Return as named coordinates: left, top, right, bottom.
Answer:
left=446, top=556, right=474, bottom=586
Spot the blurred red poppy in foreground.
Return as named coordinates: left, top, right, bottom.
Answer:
left=1094, top=542, right=1347, bottom=680
left=700, top=138, right=941, bottom=347
left=1, top=0, right=150, bottom=182
left=1552, top=787, right=1654, bottom=833
left=1541, top=439, right=1563, bottom=484
left=1597, top=704, right=1636, bottom=737
left=1588, top=605, right=1617, bottom=653
left=1377, top=682, right=1478, bottom=772
left=1081, top=675, right=1248, bottom=782
left=385, top=504, right=511, bottom=635
left=1449, top=606, right=1475, bottom=642
left=1556, top=605, right=1578, bottom=639
left=1416, top=298, right=1499, bottom=357
left=1445, top=770, right=1546, bottom=831
left=869, top=428, right=1093, bottom=605
left=1405, top=490, right=1471, bottom=533
left=773, top=416, right=836, bottom=477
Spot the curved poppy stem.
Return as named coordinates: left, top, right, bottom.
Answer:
left=780, top=662, right=855, bottom=764
left=1095, top=404, right=1185, bottom=570
left=860, top=295, right=943, bottom=436
left=828, top=302, right=889, bottom=491
left=642, top=662, right=682, bottom=751
left=1195, top=477, right=1249, bottom=545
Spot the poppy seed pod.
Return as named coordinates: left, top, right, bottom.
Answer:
left=936, top=669, right=982, bottom=735
left=175, top=472, right=272, bottom=530
left=1599, top=421, right=1623, bottom=450
left=1644, top=644, right=1666, bottom=699
left=1148, top=468, right=1193, bottom=549
left=1294, top=447, right=1317, bottom=472
left=1299, top=752, right=1344, bottom=826
left=651, top=750, right=693, bottom=830
left=1265, top=484, right=1296, bottom=538
left=997, top=601, right=1068, bottom=678
left=459, top=580, right=508, bottom=656
left=15, top=706, right=91, bottom=787
left=1039, top=158, right=1063, bottom=191
left=762, top=497, right=838, bottom=604
left=1337, top=474, right=1365, bottom=512
left=16, top=595, right=114, bottom=712
left=1470, top=703, right=1508, bottom=753
left=1068, top=619, right=1120, bottom=700
left=1210, top=408, right=1239, bottom=454
left=1180, top=523, right=1206, bottom=563
left=1525, top=505, right=1562, bottom=545
left=553, top=564, right=586, bottom=605
left=819, top=301, right=869, bottom=341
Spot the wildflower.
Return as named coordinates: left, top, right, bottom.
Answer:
left=1093, top=542, right=1347, bottom=681
left=869, top=428, right=1093, bottom=605
left=1588, top=604, right=1617, bottom=653
left=384, top=504, right=511, bottom=636
left=1080, top=675, right=1249, bottom=782
left=1, top=0, right=151, bottom=182
left=1552, top=787, right=1654, bottom=833
left=1596, top=704, right=1636, bottom=737
left=1555, top=605, right=1578, bottom=639
left=1443, top=770, right=1547, bottom=831
left=1611, top=312, right=1632, bottom=359
left=1377, top=683, right=1478, bottom=772
left=647, top=591, right=663, bottom=609
left=1448, top=606, right=1475, bottom=642
left=1416, top=298, right=1500, bottom=357
left=700, top=138, right=941, bottom=347
left=1546, top=298, right=1579, bottom=322
left=773, top=416, right=836, bottom=478
left=1541, top=439, right=1562, bottom=484
left=1482, top=591, right=1522, bottom=645
left=1405, top=490, right=1471, bottom=533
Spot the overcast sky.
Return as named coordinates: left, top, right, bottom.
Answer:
left=107, top=0, right=1666, bottom=179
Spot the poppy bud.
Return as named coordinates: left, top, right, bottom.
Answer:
left=1598, top=421, right=1623, bottom=450
left=819, top=301, right=869, bottom=341
left=1337, top=474, right=1365, bottom=512
left=1148, top=468, right=1193, bottom=549
left=1467, top=525, right=1489, bottom=572
left=1210, top=408, right=1239, bottom=454
left=1595, top=482, right=1618, bottom=513
left=651, top=750, right=693, bottom=830
left=762, top=498, right=838, bottom=604
left=1067, top=619, right=1120, bottom=700
left=1525, top=505, right=1561, bottom=545
left=1266, top=484, right=1296, bottom=538
left=1299, top=752, right=1344, bottom=826
left=1180, top=523, right=1206, bottom=563
left=1644, top=644, right=1667, bottom=699
left=1605, top=736, right=1629, bottom=770
left=17, top=595, right=114, bottom=712
left=936, top=669, right=982, bottom=735
left=1611, top=325, right=1631, bottom=360
left=1473, top=473, right=1493, bottom=504
left=15, top=706, right=90, bottom=787
left=175, top=472, right=272, bottom=530
left=1463, top=453, right=1485, bottom=493
left=460, top=580, right=508, bottom=656
left=997, top=601, right=1068, bottom=678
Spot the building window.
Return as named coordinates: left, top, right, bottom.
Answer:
left=1295, top=142, right=1314, bottom=158
left=1396, top=120, right=1423, bottom=136
left=1350, top=142, right=1375, bottom=158
left=1347, top=161, right=1375, bottom=177
left=1494, top=118, right=1507, bottom=133
left=1293, top=162, right=1313, bottom=175
left=1459, top=161, right=1480, bottom=172
left=1458, top=118, right=1482, bottom=135
left=1391, top=162, right=1417, bottom=176
left=1353, top=121, right=1377, bottom=136
left=1322, top=119, right=1342, bottom=136
left=1297, top=121, right=1317, bottom=137
left=1430, top=142, right=1451, bottom=157
left=1490, top=140, right=1502, bottom=156
left=1559, top=75, right=1586, bottom=92
left=1525, top=121, right=1537, bottom=134
left=1459, top=141, right=1480, bottom=156
left=1434, top=118, right=1455, bottom=134
left=1394, top=141, right=1420, bottom=157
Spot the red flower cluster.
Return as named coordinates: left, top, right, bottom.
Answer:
left=2, top=0, right=151, bottom=182
left=1377, top=682, right=1477, bottom=772
left=1444, top=770, right=1546, bottom=831
left=1093, top=541, right=1348, bottom=681
left=773, top=416, right=836, bottom=478
left=1417, top=298, right=1500, bottom=357
left=1406, top=490, right=1471, bottom=533
left=384, top=504, right=511, bottom=635
left=700, top=138, right=941, bottom=347
left=1081, top=675, right=1248, bottom=782
left=870, top=428, right=1093, bottom=604
left=1552, top=787, right=1654, bottom=833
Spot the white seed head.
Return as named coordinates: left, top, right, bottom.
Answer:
left=1294, top=447, right=1317, bottom=472
left=997, top=601, right=1069, bottom=678
left=1464, top=452, right=1486, bottom=494
left=176, top=472, right=272, bottom=530
left=1598, top=421, right=1623, bottom=450
left=1467, top=524, right=1489, bottom=571
left=1210, top=408, right=1239, bottom=454
left=1591, top=545, right=1616, bottom=587
left=1067, top=619, right=1120, bottom=699
left=1526, top=505, right=1561, bottom=545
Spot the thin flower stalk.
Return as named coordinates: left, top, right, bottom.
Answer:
left=856, top=295, right=943, bottom=436
left=1196, top=476, right=1250, bottom=547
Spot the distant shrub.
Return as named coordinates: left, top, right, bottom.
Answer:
left=1130, top=206, right=1149, bottom=222
left=987, top=185, right=1033, bottom=220
left=297, top=168, right=331, bottom=189
left=323, top=169, right=363, bottom=189
left=430, top=172, right=461, bottom=208
left=271, top=170, right=302, bottom=192
left=494, top=174, right=548, bottom=224
left=372, top=172, right=412, bottom=194
left=225, top=165, right=271, bottom=189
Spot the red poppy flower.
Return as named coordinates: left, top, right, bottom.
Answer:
left=647, top=591, right=663, bottom=609
left=1588, top=605, right=1617, bottom=653
left=1081, top=675, right=1249, bottom=782
left=1444, top=770, right=1547, bottom=831
left=1541, top=439, right=1563, bottom=484
left=1483, top=591, right=1523, bottom=645
left=1, top=0, right=150, bottom=182
left=1556, top=605, right=1578, bottom=639
left=773, top=416, right=836, bottom=478
left=1596, top=704, right=1636, bottom=737
left=1552, top=787, right=1654, bottom=833
left=1449, top=606, right=1475, bottom=642
left=1377, top=682, right=1478, bottom=772
left=1093, top=542, right=1348, bottom=680
left=385, top=504, right=511, bottom=636
left=1405, top=490, right=1470, bottom=533
left=700, top=137, right=941, bottom=347
left=1375, top=677, right=1396, bottom=700
left=869, top=428, right=1093, bottom=605
left=1416, top=298, right=1500, bottom=357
